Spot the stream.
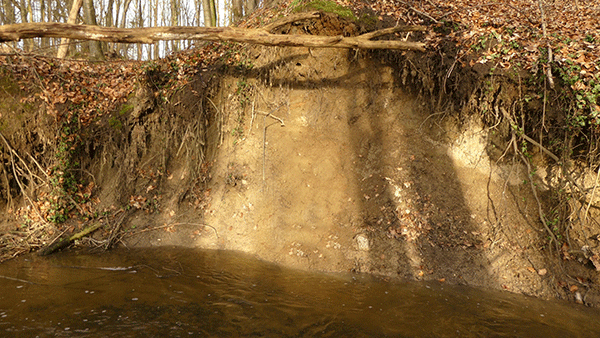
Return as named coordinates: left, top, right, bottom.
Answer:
left=1, top=247, right=600, bottom=337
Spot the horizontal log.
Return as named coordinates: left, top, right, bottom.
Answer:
left=0, top=14, right=426, bottom=51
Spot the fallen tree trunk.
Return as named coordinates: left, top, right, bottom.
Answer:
left=0, top=12, right=426, bottom=51
left=38, top=222, right=103, bottom=256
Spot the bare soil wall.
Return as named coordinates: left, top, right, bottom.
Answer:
left=119, top=45, right=593, bottom=304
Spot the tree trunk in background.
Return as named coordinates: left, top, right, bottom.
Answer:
left=83, top=0, right=105, bottom=60
left=117, top=0, right=133, bottom=57
left=194, top=0, right=201, bottom=25
left=202, top=0, right=209, bottom=26
left=264, top=0, right=276, bottom=8
left=209, top=0, right=217, bottom=26
left=153, top=0, right=158, bottom=59
left=57, top=0, right=82, bottom=58
left=0, top=2, right=7, bottom=25
left=114, top=0, right=122, bottom=28
left=232, top=0, right=243, bottom=23
left=232, top=0, right=260, bottom=23
left=2, top=0, right=290, bottom=57
left=25, top=0, right=34, bottom=49
left=18, top=0, right=31, bottom=51
left=39, top=0, right=49, bottom=51
left=1, top=0, right=16, bottom=48
left=104, top=0, right=114, bottom=56
left=170, top=0, right=179, bottom=52
left=202, top=0, right=216, bottom=27
left=136, top=0, right=142, bottom=60
left=246, top=0, right=259, bottom=14
left=1, top=0, right=15, bottom=24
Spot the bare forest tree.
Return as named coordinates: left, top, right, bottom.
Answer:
left=0, top=0, right=269, bottom=59
left=232, top=0, right=260, bottom=23
left=202, top=0, right=216, bottom=27
left=83, top=0, right=105, bottom=60
left=56, top=0, right=82, bottom=58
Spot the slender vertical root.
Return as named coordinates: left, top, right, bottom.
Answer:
left=260, top=107, right=284, bottom=185
left=511, top=131, right=559, bottom=251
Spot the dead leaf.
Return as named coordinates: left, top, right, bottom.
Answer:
left=590, top=255, right=600, bottom=271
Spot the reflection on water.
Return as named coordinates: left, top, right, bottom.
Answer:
left=1, top=247, right=599, bottom=337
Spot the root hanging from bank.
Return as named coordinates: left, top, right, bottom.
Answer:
left=262, top=107, right=285, bottom=184
left=0, top=131, right=48, bottom=227
left=0, top=130, right=55, bottom=262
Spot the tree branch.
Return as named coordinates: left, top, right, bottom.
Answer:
left=38, top=221, right=104, bottom=256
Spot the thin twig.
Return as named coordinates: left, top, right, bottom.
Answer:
left=537, top=0, right=555, bottom=88
left=29, top=153, right=50, bottom=180
left=539, top=76, right=547, bottom=165
left=65, top=193, right=86, bottom=215
left=13, top=151, right=45, bottom=189
left=419, top=111, right=446, bottom=129
left=127, top=223, right=173, bottom=234
left=249, top=87, right=257, bottom=133
left=442, top=53, right=461, bottom=94
left=263, top=114, right=267, bottom=183
left=206, top=96, right=222, bottom=146
left=397, top=1, right=439, bottom=23
left=260, top=106, right=284, bottom=184
left=105, top=209, right=130, bottom=249
left=499, top=107, right=558, bottom=161
left=256, top=110, right=285, bottom=126
left=176, top=124, right=191, bottom=157
left=360, top=25, right=427, bottom=40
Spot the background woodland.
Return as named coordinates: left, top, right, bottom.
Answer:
left=0, top=0, right=272, bottom=59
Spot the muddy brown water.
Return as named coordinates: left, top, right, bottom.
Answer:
left=1, top=247, right=599, bottom=337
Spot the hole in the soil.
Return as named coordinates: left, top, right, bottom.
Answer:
left=296, top=62, right=302, bottom=67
